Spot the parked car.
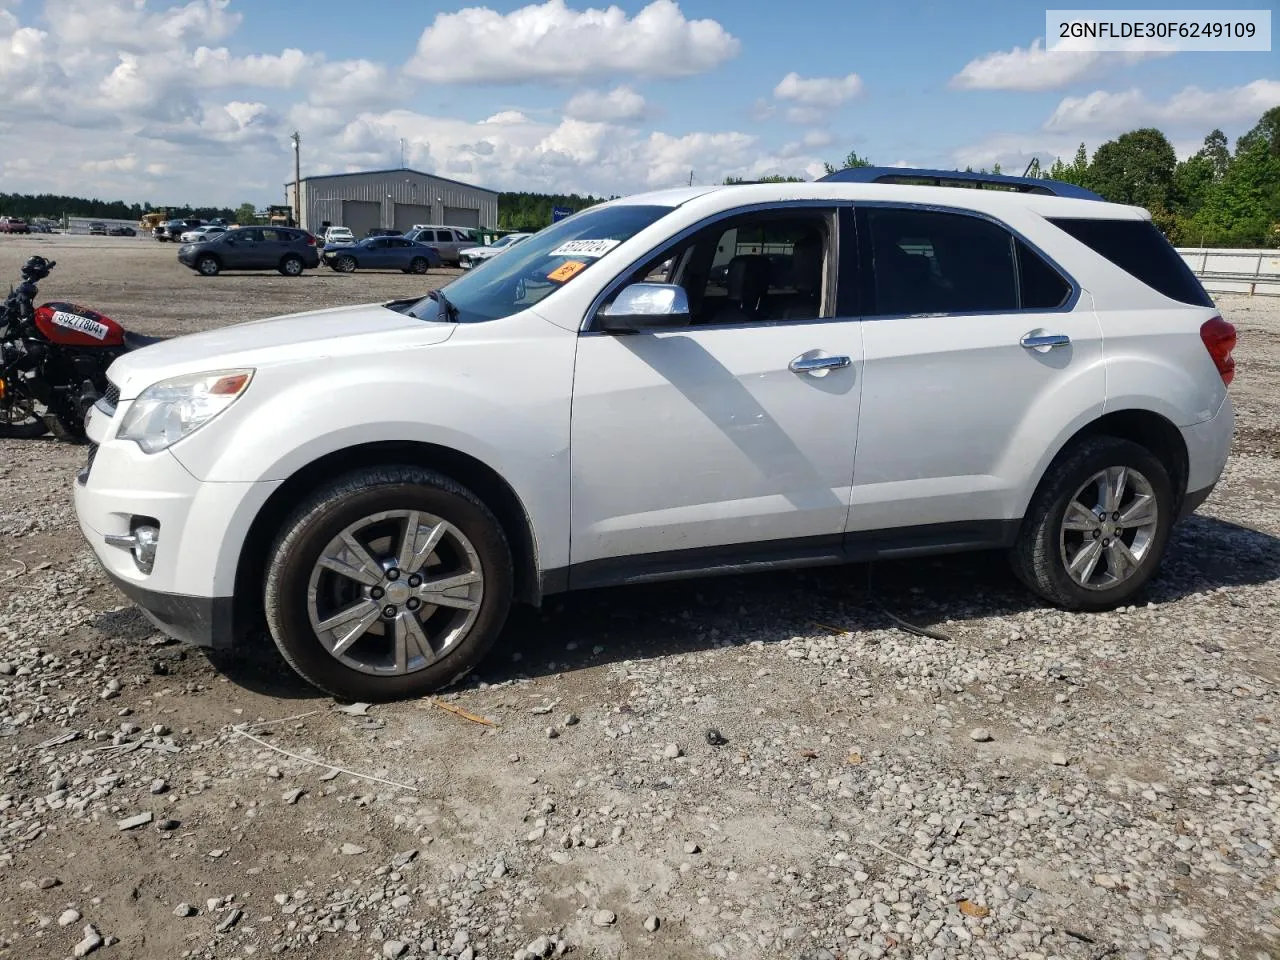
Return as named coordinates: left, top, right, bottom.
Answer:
left=108, top=226, right=137, bottom=237
left=322, top=226, right=356, bottom=247
left=87, top=222, right=108, bottom=236
left=458, top=232, right=533, bottom=269
left=177, top=226, right=320, bottom=276
left=156, top=218, right=205, bottom=242
left=180, top=225, right=226, bottom=243
left=0, top=217, right=31, bottom=234
left=322, top=236, right=443, bottom=274
left=403, top=225, right=476, bottom=265
left=75, top=171, right=1236, bottom=702
left=366, top=228, right=404, bottom=238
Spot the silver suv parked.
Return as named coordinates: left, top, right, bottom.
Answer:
left=404, top=225, right=477, bottom=265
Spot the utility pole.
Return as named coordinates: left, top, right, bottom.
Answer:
left=400, top=138, right=406, bottom=168
left=290, top=131, right=301, bottom=228
left=688, top=170, right=694, bottom=186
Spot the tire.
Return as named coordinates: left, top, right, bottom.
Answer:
left=263, top=465, right=513, bottom=701
left=279, top=255, right=304, bottom=277
left=409, top=257, right=429, bottom=275
left=196, top=255, right=220, bottom=276
left=0, top=390, right=48, bottom=439
left=334, top=255, right=356, bottom=273
left=1010, top=435, right=1175, bottom=611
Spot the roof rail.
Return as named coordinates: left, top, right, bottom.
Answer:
left=818, top=166, right=1104, bottom=201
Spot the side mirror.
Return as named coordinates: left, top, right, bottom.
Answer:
left=595, top=283, right=691, bottom=333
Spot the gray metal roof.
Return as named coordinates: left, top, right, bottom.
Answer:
left=285, top=167, right=499, bottom=196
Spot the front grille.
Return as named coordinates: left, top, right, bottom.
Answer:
left=102, top=382, right=120, bottom=408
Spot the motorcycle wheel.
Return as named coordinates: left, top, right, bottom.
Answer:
left=46, top=412, right=86, bottom=443
left=0, top=389, right=49, bottom=439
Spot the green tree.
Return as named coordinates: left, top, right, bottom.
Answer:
left=1088, top=128, right=1177, bottom=209
left=1237, top=105, right=1280, bottom=157
left=1189, top=131, right=1280, bottom=246
left=821, top=150, right=873, bottom=176
left=1202, top=129, right=1231, bottom=178
left=234, top=202, right=258, bottom=224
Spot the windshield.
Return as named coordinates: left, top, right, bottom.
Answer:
left=408, top=204, right=671, bottom=323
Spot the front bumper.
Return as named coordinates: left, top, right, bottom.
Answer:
left=74, top=405, right=281, bottom=648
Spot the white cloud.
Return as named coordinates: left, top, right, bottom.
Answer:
left=405, top=0, right=739, bottom=83
left=1045, top=79, right=1280, bottom=132
left=950, top=38, right=1164, bottom=92
left=81, top=154, right=137, bottom=173
left=0, top=0, right=829, bottom=203
left=773, top=72, right=863, bottom=107
left=564, top=85, right=648, bottom=122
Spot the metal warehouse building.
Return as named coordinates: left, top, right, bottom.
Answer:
left=286, top=167, right=499, bottom=237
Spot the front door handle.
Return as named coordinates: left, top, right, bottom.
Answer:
left=1020, top=332, right=1071, bottom=349
left=789, top=354, right=851, bottom=375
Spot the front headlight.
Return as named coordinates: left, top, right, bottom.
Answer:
left=118, top=369, right=253, bottom=453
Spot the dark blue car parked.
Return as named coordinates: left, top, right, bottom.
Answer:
left=322, top=237, right=443, bottom=274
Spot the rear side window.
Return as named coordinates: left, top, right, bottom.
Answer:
left=1047, top=217, right=1213, bottom=307
left=866, top=208, right=1017, bottom=315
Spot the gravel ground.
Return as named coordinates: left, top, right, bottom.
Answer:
left=1, top=236, right=1278, bottom=960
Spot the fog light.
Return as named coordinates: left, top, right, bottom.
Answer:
left=104, top=521, right=160, bottom=574
left=132, top=525, right=159, bottom=574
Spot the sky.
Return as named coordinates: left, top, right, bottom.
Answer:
left=0, top=0, right=1275, bottom=207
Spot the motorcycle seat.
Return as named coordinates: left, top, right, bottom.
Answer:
left=123, top=331, right=166, bottom=351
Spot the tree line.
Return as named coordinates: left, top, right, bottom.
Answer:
left=0, top=193, right=239, bottom=223
left=1044, top=106, right=1279, bottom=247
left=496, top=191, right=614, bottom=231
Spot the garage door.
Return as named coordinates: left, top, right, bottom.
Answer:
left=393, top=203, right=434, bottom=233
left=342, top=200, right=381, bottom=238
left=443, top=206, right=480, bottom=229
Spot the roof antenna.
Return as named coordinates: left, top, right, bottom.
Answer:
left=1021, top=158, right=1036, bottom=177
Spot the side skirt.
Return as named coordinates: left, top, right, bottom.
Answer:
left=540, top=519, right=1022, bottom=596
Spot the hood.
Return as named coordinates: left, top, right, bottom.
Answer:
left=109, top=302, right=456, bottom=400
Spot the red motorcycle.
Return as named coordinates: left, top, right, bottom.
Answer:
left=0, top=255, right=164, bottom=440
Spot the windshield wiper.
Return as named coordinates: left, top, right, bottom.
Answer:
left=428, top=289, right=459, bottom=322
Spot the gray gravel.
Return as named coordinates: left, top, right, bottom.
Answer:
left=0, top=246, right=1277, bottom=960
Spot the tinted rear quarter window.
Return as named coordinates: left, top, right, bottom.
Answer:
left=1047, top=217, right=1213, bottom=307
left=1016, top=239, right=1072, bottom=309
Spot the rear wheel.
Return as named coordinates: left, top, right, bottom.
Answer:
left=264, top=466, right=513, bottom=701
left=1011, top=435, right=1174, bottom=611
left=409, top=257, right=429, bottom=274
left=334, top=255, right=356, bottom=273
left=279, top=255, right=304, bottom=277
left=196, top=255, right=220, bottom=276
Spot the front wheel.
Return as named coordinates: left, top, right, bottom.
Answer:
left=264, top=466, right=513, bottom=701
left=196, top=255, right=220, bottom=276
left=279, top=255, right=304, bottom=277
left=1011, top=435, right=1175, bottom=611
left=0, top=386, right=48, bottom=439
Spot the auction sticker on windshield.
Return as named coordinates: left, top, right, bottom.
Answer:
left=548, top=238, right=621, bottom=259
left=547, top=260, right=588, bottom=283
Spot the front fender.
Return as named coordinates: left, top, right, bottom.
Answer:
left=166, top=320, right=577, bottom=571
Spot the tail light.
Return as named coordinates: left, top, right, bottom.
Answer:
left=305, top=233, right=316, bottom=246
left=1200, top=316, right=1236, bottom=386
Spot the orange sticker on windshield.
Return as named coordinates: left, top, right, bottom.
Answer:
left=548, top=260, right=587, bottom=283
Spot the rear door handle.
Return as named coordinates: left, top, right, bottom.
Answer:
left=790, top=354, right=851, bottom=375
left=1020, top=332, right=1071, bottom=349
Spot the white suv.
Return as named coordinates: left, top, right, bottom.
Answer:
left=74, top=171, right=1236, bottom=701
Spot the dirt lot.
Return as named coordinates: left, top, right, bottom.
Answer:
left=1, top=235, right=1278, bottom=960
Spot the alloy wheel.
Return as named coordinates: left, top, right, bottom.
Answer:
left=305, top=509, right=484, bottom=676
left=1059, top=466, right=1160, bottom=590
